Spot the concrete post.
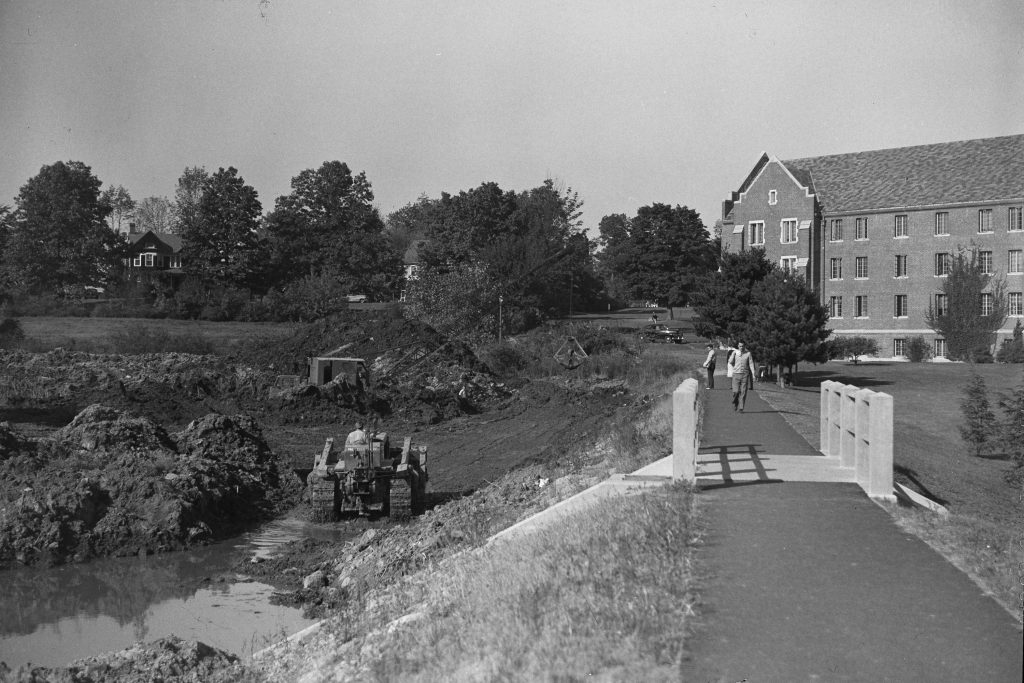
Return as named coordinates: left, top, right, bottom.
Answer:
left=854, top=388, right=875, bottom=489
left=820, top=381, right=833, bottom=455
left=839, top=384, right=858, bottom=468
left=672, top=378, right=700, bottom=482
left=867, top=392, right=895, bottom=500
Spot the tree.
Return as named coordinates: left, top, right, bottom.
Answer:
left=181, top=167, right=262, bottom=288
left=1, top=161, right=125, bottom=295
left=996, top=368, right=1024, bottom=482
left=595, top=203, right=716, bottom=307
left=926, top=247, right=1008, bottom=361
left=135, top=196, right=177, bottom=234
left=744, top=271, right=831, bottom=386
left=174, top=166, right=210, bottom=237
left=690, top=247, right=775, bottom=342
left=959, top=372, right=998, bottom=457
left=262, top=161, right=401, bottom=297
left=996, top=320, right=1024, bottom=363
left=100, top=184, right=135, bottom=233
left=829, top=336, right=880, bottom=364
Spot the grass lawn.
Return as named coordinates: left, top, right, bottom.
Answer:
left=16, top=316, right=299, bottom=354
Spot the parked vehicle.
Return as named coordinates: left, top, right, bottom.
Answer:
left=641, top=324, right=686, bottom=344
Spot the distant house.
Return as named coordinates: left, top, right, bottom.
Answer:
left=721, top=134, right=1024, bottom=358
left=401, top=239, right=427, bottom=301
left=123, top=228, right=185, bottom=288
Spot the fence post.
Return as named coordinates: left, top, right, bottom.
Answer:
left=672, top=378, right=699, bottom=482
left=840, top=384, right=859, bottom=468
left=854, top=388, right=875, bottom=489
left=867, top=392, right=895, bottom=500
left=820, top=381, right=839, bottom=456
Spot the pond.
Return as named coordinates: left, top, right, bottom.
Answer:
left=0, top=516, right=355, bottom=669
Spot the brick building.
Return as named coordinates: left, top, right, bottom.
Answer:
left=721, top=135, right=1024, bottom=358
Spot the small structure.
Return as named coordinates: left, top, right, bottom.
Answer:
left=308, top=357, right=367, bottom=387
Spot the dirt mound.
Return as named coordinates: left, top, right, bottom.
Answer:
left=3, top=635, right=244, bottom=682
left=0, top=406, right=282, bottom=569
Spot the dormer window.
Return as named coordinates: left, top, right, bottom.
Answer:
left=768, top=190, right=778, bottom=205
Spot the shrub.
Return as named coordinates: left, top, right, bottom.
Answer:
left=996, top=369, right=1024, bottom=481
left=906, top=336, right=932, bottom=362
left=959, top=372, right=998, bottom=457
left=828, top=336, right=879, bottom=364
left=0, top=315, right=25, bottom=348
left=104, top=324, right=216, bottom=355
left=478, top=343, right=528, bottom=377
left=995, top=321, right=1024, bottom=363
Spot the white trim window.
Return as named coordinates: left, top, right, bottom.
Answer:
left=855, top=256, right=868, bottom=279
left=133, top=255, right=142, bottom=267
left=781, top=256, right=798, bottom=272
left=934, top=212, right=949, bottom=236
left=981, top=292, right=994, bottom=317
left=934, top=339, right=947, bottom=358
left=894, top=254, right=908, bottom=278
left=768, top=189, right=778, bottom=205
left=830, top=219, right=843, bottom=242
left=894, top=215, right=908, bottom=238
left=979, top=250, right=993, bottom=275
left=854, top=295, right=868, bottom=318
left=1008, top=292, right=1022, bottom=317
left=893, top=338, right=907, bottom=357
left=978, top=209, right=993, bottom=233
left=1010, top=207, right=1023, bottom=232
left=934, top=293, right=948, bottom=317
left=935, top=252, right=951, bottom=277
left=829, top=296, right=843, bottom=318
left=144, top=253, right=154, bottom=267
left=781, top=219, right=798, bottom=244
left=830, top=257, right=842, bottom=280
left=893, top=294, right=908, bottom=318
left=749, top=221, right=765, bottom=246
left=855, top=217, right=869, bottom=240
left=1009, top=249, right=1022, bottom=274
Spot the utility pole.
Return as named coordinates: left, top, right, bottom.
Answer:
left=498, top=295, right=503, bottom=342
left=569, top=272, right=573, bottom=319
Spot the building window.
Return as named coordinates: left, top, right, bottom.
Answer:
left=894, top=215, right=908, bottom=238
left=981, top=292, right=994, bottom=317
left=781, top=219, right=798, bottom=244
left=854, top=295, right=868, bottom=318
left=935, top=339, right=947, bottom=358
left=894, top=338, right=906, bottom=357
left=1008, top=292, right=1022, bottom=317
left=768, top=189, right=778, bottom=205
left=935, top=252, right=951, bottom=276
left=133, top=255, right=141, bottom=267
left=855, top=256, right=868, bottom=279
left=1010, top=250, right=1022, bottom=274
left=829, top=296, right=843, bottom=318
left=978, top=209, right=993, bottom=233
left=830, top=219, right=843, bottom=241
left=979, top=250, right=993, bottom=275
left=894, top=294, right=908, bottom=318
left=171, top=255, right=181, bottom=269
left=934, top=212, right=949, bottom=236
left=749, top=221, right=765, bottom=245
left=894, top=255, right=907, bottom=278
left=855, top=217, right=869, bottom=240
left=1010, top=207, right=1023, bottom=232
left=781, top=256, right=797, bottom=272
left=934, top=293, right=947, bottom=317
left=144, top=253, right=154, bottom=267
left=830, top=258, right=842, bottom=280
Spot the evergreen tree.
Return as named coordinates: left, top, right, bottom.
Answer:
left=690, top=247, right=775, bottom=342
left=959, top=371, right=998, bottom=457
left=926, top=247, right=1008, bottom=360
left=996, top=368, right=1024, bottom=481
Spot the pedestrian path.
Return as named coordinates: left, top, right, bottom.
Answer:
left=680, top=384, right=1024, bottom=681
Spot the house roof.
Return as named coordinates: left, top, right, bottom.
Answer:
left=403, top=239, right=427, bottom=265
left=782, top=134, right=1024, bottom=214
left=128, top=230, right=183, bottom=252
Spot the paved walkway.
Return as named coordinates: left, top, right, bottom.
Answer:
left=679, top=384, right=1023, bottom=682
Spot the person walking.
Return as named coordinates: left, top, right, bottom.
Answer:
left=702, top=343, right=717, bottom=389
left=730, top=342, right=757, bottom=412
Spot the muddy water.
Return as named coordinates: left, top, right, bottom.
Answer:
left=0, top=517, right=355, bottom=669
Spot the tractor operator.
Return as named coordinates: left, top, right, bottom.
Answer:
left=346, top=420, right=368, bottom=445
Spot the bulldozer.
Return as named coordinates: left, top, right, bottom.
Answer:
left=299, top=429, right=428, bottom=522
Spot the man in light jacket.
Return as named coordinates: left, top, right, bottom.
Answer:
left=730, top=342, right=757, bottom=412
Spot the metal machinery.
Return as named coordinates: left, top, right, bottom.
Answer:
left=302, top=431, right=427, bottom=522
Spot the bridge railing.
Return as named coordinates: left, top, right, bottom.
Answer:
left=672, top=378, right=700, bottom=482
left=820, top=380, right=895, bottom=500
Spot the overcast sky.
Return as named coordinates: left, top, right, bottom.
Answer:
left=2, top=0, right=1022, bottom=236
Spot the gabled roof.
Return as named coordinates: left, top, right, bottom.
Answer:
left=783, top=134, right=1024, bottom=214
left=403, top=239, right=427, bottom=265
left=128, top=230, right=183, bottom=252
